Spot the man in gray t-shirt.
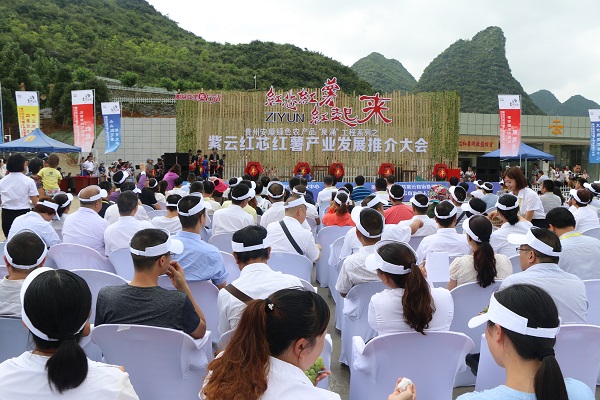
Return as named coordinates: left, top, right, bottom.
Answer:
left=94, top=228, right=207, bottom=339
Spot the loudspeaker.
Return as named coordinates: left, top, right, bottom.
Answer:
left=476, top=156, right=501, bottom=183
left=163, top=152, right=189, bottom=166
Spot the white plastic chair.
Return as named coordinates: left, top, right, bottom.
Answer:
left=0, top=317, right=30, bottom=363
left=108, top=248, right=135, bottom=281
left=298, top=278, right=317, bottom=292
left=408, top=235, right=425, bottom=252
left=157, top=277, right=220, bottom=337
left=327, top=236, right=345, bottom=270
left=71, top=269, right=128, bottom=323
left=426, top=252, right=450, bottom=287
left=157, top=201, right=167, bottom=210
left=217, top=329, right=234, bottom=352
left=584, top=279, right=600, bottom=326
left=508, top=255, right=522, bottom=274
left=0, top=265, right=7, bottom=278
left=142, top=204, right=155, bottom=214
left=147, top=210, right=168, bottom=219
left=450, top=280, right=502, bottom=386
left=45, top=243, right=115, bottom=273
left=306, top=216, right=317, bottom=239
left=316, top=226, right=352, bottom=287
left=476, top=325, right=600, bottom=393
left=582, top=227, right=600, bottom=240
left=331, top=258, right=346, bottom=330
left=0, top=241, right=6, bottom=258
left=91, top=324, right=213, bottom=400
left=200, top=227, right=211, bottom=242
left=350, top=331, right=474, bottom=400
left=208, top=232, right=234, bottom=253
left=340, top=281, right=386, bottom=365
left=221, top=251, right=240, bottom=281
left=268, top=252, right=312, bottom=283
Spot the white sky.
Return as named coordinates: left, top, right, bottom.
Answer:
left=147, top=0, right=600, bottom=104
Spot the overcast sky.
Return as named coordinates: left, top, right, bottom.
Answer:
left=147, top=0, right=599, bottom=103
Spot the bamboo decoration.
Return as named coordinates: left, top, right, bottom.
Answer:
left=176, top=88, right=460, bottom=180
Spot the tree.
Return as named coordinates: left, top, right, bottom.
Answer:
left=120, top=71, right=138, bottom=87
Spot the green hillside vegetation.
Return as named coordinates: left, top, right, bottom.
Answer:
left=351, top=52, right=417, bottom=94
left=414, top=27, right=544, bottom=115
left=0, top=0, right=372, bottom=126
left=555, top=95, right=599, bottom=117
left=529, top=90, right=561, bottom=115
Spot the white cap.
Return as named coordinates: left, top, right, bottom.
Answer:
left=584, top=182, right=600, bottom=196
left=177, top=196, right=212, bottom=216
left=267, top=181, right=285, bottom=199
left=365, top=195, right=388, bottom=208
left=129, top=229, right=184, bottom=257
left=461, top=200, right=485, bottom=216
left=434, top=200, right=457, bottom=219
left=449, top=186, right=467, bottom=204
left=507, top=229, right=561, bottom=257
left=78, top=186, right=108, bottom=202
left=409, top=194, right=429, bottom=208
left=232, top=186, right=256, bottom=201
left=284, top=196, right=308, bottom=209
left=231, top=237, right=271, bottom=253
left=569, top=189, right=591, bottom=205
left=468, top=292, right=560, bottom=339
left=365, top=240, right=413, bottom=275
left=462, top=218, right=481, bottom=242
left=351, top=206, right=384, bottom=239
left=4, top=230, right=48, bottom=269
left=496, top=194, right=519, bottom=210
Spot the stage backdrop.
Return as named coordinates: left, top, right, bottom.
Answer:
left=176, top=78, right=460, bottom=180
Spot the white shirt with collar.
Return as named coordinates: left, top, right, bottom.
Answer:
left=559, top=231, right=600, bottom=280
left=261, top=357, right=341, bottom=400
left=399, top=214, right=438, bottom=237
left=62, top=207, right=110, bottom=255
left=416, top=227, right=470, bottom=264
left=317, top=186, right=337, bottom=205
left=8, top=212, right=60, bottom=247
left=217, top=262, right=302, bottom=335
left=104, top=203, right=150, bottom=225
left=266, top=216, right=320, bottom=262
left=166, top=188, right=187, bottom=197
left=83, top=160, right=95, bottom=173
left=490, top=220, right=533, bottom=258
left=500, top=262, right=587, bottom=324
left=368, top=287, right=454, bottom=335
left=103, top=215, right=154, bottom=256
left=517, top=187, right=545, bottom=220
left=335, top=245, right=378, bottom=295
left=212, top=204, right=254, bottom=235
left=0, top=172, right=38, bottom=209
left=571, top=205, right=600, bottom=233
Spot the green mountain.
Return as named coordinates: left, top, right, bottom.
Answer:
left=351, top=52, right=417, bottom=94
left=414, top=26, right=544, bottom=115
left=0, top=0, right=372, bottom=124
left=529, top=90, right=561, bottom=115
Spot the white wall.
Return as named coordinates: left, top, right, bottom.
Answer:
left=93, top=117, right=176, bottom=166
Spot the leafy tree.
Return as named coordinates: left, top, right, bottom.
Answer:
left=73, top=67, right=95, bottom=82
left=120, top=71, right=139, bottom=88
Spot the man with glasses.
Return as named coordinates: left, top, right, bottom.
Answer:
left=503, top=227, right=587, bottom=323
left=95, top=228, right=207, bottom=339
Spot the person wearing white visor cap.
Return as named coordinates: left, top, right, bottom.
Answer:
left=7, top=199, right=61, bottom=247
left=480, top=182, right=498, bottom=210
left=365, top=240, right=453, bottom=335
left=337, top=195, right=422, bottom=262
left=172, top=196, right=227, bottom=287
left=95, top=228, right=207, bottom=340
left=583, top=181, right=600, bottom=210
left=499, top=228, right=587, bottom=324
left=62, top=185, right=110, bottom=255
left=459, top=284, right=594, bottom=400
left=266, top=194, right=321, bottom=263
left=397, top=193, right=438, bottom=237
left=103, top=191, right=154, bottom=256
left=0, top=267, right=140, bottom=399
left=567, top=188, right=599, bottom=233
left=489, top=194, right=533, bottom=258
left=384, top=184, right=414, bottom=224
left=335, top=208, right=385, bottom=298
left=415, top=201, right=470, bottom=264
left=259, top=181, right=286, bottom=228
left=217, top=225, right=303, bottom=335
left=0, top=230, right=48, bottom=317
left=213, top=184, right=255, bottom=235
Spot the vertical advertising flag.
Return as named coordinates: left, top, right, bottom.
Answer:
left=101, top=102, right=122, bottom=153
left=498, top=95, right=521, bottom=157
left=15, top=91, right=40, bottom=137
left=589, top=109, right=600, bottom=163
left=71, top=90, right=95, bottom=153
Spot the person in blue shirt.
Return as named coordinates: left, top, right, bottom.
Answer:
left=350, top=175, right=372, bottom=203
left=173, top=195, right=228, bottom=288
left=457, top=284, right=594, bottom=400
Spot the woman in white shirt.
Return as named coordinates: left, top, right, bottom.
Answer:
left=366, top=240, right=453, bottom=335
left=8, top=200, right=61, bottom=247
left=50, top=192, right=73, bottom=235
left=569, top=189, right=599, bottom=233
left=0, top=268, right=138, bottom=399
left=0, top=154, right=39, bottom=237
left=503, top=167, right=546, bottom=227
left=152, top=194, right=182, bottom=234
left=448, top=216, right=512, bottom=290
left=489, top=194, right=533, bottom=258
left=202, top=288, right=339, bottom=400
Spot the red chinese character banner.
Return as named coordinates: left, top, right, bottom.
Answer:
left=498, top=95, right=521, bottom=157
left=72, top=90, right=95, bottom=153
left=15, top=91, right=40, bottom=137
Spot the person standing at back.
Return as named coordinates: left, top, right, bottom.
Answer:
left=0, top=154, right=39, bottom=237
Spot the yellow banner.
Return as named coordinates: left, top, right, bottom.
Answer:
left=15, top=91, right=40, bottom=137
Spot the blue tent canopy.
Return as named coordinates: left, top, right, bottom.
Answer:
left=480, top=142, right=555, bottom=161
left=0, top=129, right=81, bottom=153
